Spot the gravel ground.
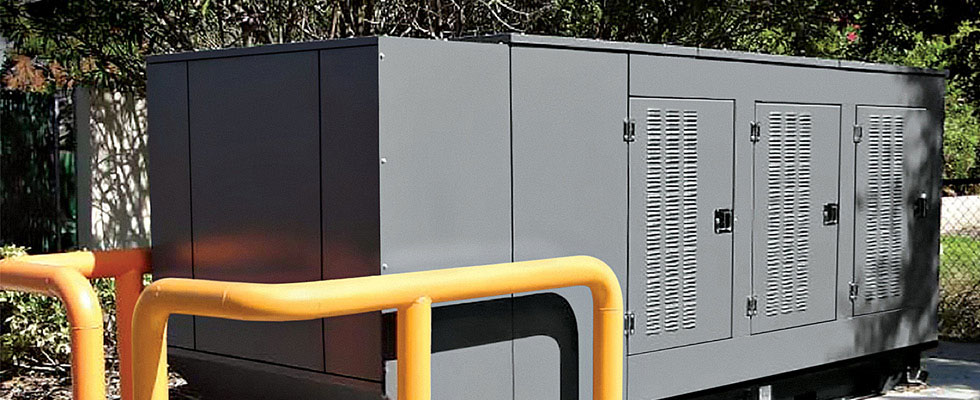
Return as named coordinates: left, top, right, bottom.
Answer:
left=0, top=370, right=200, bottom=400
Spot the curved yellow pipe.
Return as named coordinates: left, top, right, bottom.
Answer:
left=0, top=260, right=106, bottom=400
left=13, top=248, right=152, bottom=278
left=133, top=255, right=623, bottom=400
left=9, top=249, right=151, bottom=400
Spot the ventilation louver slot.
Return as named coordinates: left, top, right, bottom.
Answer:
left=645, top=108, right=699, bottom=336
left=764, top=111, right=812, bottom=317
left=864, top=114, right=904, bottom=301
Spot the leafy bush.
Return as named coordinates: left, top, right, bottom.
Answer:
left=889, top=22, right=980, bottom=185
left=939, top=235, right=980, bottom=341
left=0, top=245, right=118, bottom=374
left=0, top=244, right=28, bottom=259
left=944, top=97, right=980, bottom=181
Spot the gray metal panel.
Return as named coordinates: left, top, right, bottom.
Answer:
left=511, top=46, right=628, bottom=400
left=188, top=51, right=324, bottom=370
left=320, top=45, right=384, bottom=381
left=376, top=38, right=512, bottom=399
left=627, top=53, right=941, bottom=399
left=627, top=98, right=734, bottom=353
left=146, top=61, right=195, bottom=349
left=627, top=309, right=933, bottom=399
left=751, top=103, right=840, bottom=334
left=141, top=36, right=944, bottom=400
left=853, top=106, right=935, bottom=316
left=169, top=347, right=383, bottom=400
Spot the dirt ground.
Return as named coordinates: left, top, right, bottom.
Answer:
left=0, top=370, right=200, bottom=400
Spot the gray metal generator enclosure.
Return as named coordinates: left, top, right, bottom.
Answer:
left=147, top=34, right=943, bottom=400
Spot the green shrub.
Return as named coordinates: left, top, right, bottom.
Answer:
left=0, top=245, right=118, bottom=374
left=944, top=89, right=980, bottom=182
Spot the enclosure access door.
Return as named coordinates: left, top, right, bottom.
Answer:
left=853, top=106, right=930, bottom=315
left=750, top=103, right=840, bottom=334
left=627, top=98, right=734, bottom=354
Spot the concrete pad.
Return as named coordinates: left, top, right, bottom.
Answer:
left=870, top=341, right=980, bottom=400
left=875, top=386, right=979, bottom=400
left=923, top=358, right=980, bottom=391
left=927, top=342, right=980, bottom=364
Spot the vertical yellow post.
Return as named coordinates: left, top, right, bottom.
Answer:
left=115, top=267, right=145, bottom=400
left=594, top=304, right=624, bottom=400
left=397, top=296, right=432, bottom=400
left=69, top=323, right=107, bottom=400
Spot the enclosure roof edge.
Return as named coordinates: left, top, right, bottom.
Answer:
left=146, top=36, right=379, bottom=64
left=464, top=33, right=945, bottom=77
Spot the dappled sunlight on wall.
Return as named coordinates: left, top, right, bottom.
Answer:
left=76, top=88, right=150, bottom=249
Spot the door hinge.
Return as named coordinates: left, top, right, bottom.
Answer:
left=624, top=311, right=636, bottom=336
left=623, top=118, right=636, bottom=143
left=822, top=203, right=840, bottom=225
left=746, top=295, right=759, bottom=317
left=853, top=125, right=864, bottom=143
left=750, top=121, right=761, bottom=143
left=714, top=208, right=734, bottom=234
left=849, top=282, right=859, bottom=301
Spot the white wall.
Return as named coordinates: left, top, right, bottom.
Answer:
left=75, top=88, right=150, bottom=249
left=941, top=195, right=980, bottom=235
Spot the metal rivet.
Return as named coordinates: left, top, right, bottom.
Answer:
left=379, top=52, right=385, bottom=60
left=381, top=263, right=388, bottom=270
left=380, top=157, right=387, bottom=164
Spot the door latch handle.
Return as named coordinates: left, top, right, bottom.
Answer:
left=913, top=193, right=929, bottom=218
left=823, top=203, right=839, bottom=225
left=714, top=209, right=733, bottom=234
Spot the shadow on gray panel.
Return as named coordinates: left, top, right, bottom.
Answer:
left=383, top=293, right=580, bottom=400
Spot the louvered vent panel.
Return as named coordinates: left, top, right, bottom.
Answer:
left=764, top=111, right=812, bottom=317
left=645, top=108, right=699, bottom=336
left=864, top=114, right=904, bottom=301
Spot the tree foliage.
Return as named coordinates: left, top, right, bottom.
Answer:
left=1, top=0, right=978, bottom=177
left=0, top=90, right=76, bottom=252
left=1, top=0, right=976, bottom=94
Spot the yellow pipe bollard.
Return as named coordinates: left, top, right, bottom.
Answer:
left=398, top=296, right=433, bottom=400
left=6, top=249, right=151, bottom=400
left=132, top=255, right=623, bottom=400
left=0, top=260, right=106, bottom=400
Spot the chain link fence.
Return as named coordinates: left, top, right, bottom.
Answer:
left=940, top=178, right=980, bottom=341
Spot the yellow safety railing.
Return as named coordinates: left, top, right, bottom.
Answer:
left=132, top=255, right=624, bottom=400
left=0, top=260, right=105, bottom=400
left=0, top=249, right=151, bottom=400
